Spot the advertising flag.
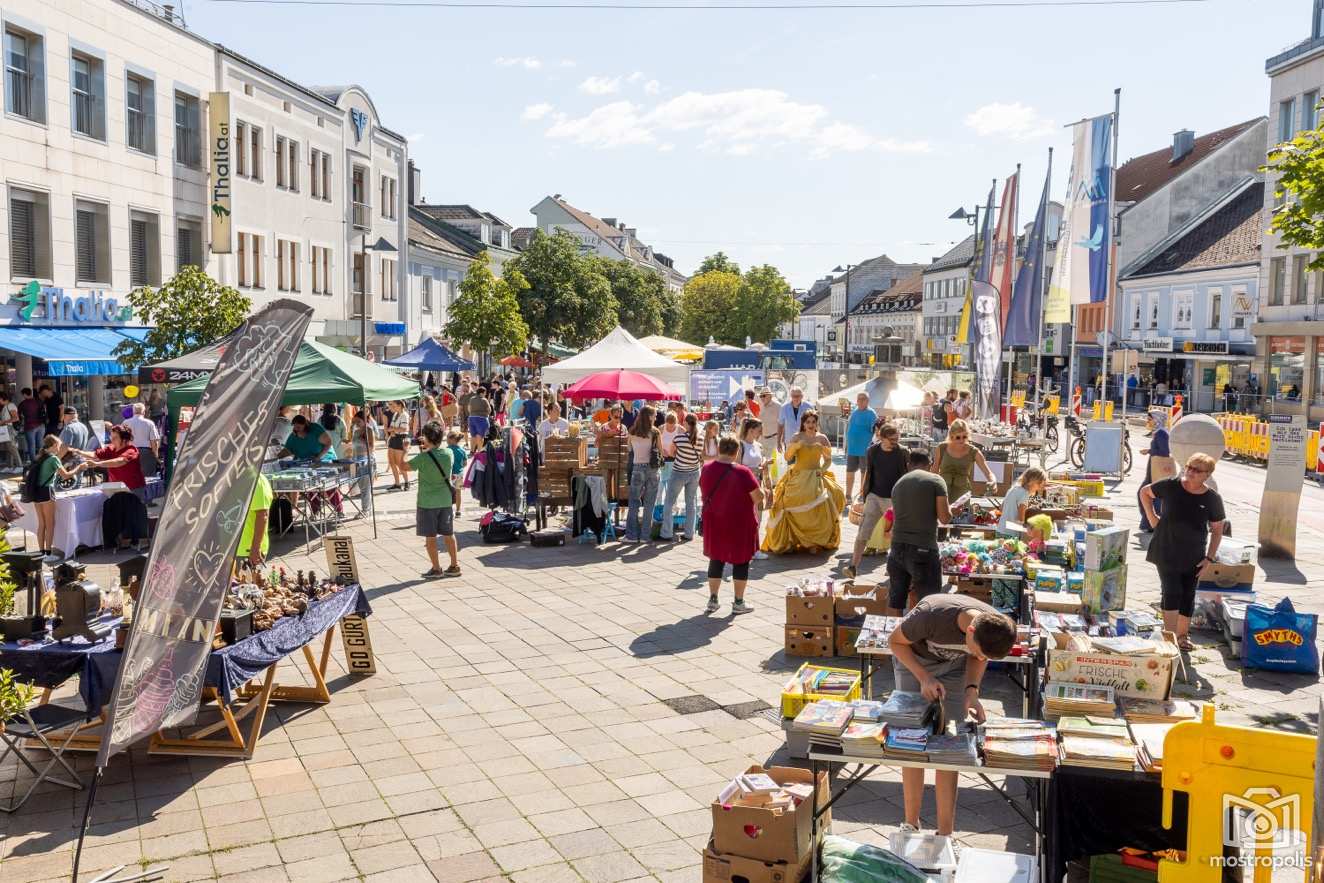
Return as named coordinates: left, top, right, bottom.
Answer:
left=97, top=300, right=312, bottom=766
left=970, top=183, right=1002, bottom=419
left=208, top=92, right=233, bottom=254
left=992, top=173, right=1018, bottom=333
left=1004, top=164, right=1051, bottom=347
left=1044, top=111, right=1112, bottom=322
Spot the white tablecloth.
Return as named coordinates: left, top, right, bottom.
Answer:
left=13, top=487, right=107, bottom=555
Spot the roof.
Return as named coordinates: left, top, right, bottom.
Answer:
left=802, top=294, right=834, bottom=316
left=1114, top=119, right=1263, bottom=207
left=407, top=214, right=472, bottom=262
left=549, top=196, right=630, bottom=250
left=512, top=227, right=534, bottom=250
left=854, top=254, right=924, bottom=277
left=801, top=287, right=831, bottom=310
left=415, top=204, right=512, bottom=228
left=888, top=270, right=924, bottom=298
left=854, top=287, right=921, bottom=315
left=925, top=235, right=976, bottom=273
left=1129, top=182, right=1265, bottom=277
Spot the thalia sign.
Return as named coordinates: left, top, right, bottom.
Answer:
left=12, top=281, right=133, bottom=324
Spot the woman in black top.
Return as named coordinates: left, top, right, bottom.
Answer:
left=1139, top=452, right=1226, bottom=650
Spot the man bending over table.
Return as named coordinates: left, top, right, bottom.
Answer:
left=887, top=594, right=1016, bottom=835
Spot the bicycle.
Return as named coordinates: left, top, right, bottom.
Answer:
left=1067, top=420, right=1132, bottom=474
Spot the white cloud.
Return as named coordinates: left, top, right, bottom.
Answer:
left=579, top=75, right=623, bottom=96
left=494, top=56, right=542, bottom=70
left=540, top=87, right=929, bottom=158
left=644, top=79, right=661, bottom=96
left=964, top=102, right=1056, bottom=140
left=521, top=102, right=554, bottom=122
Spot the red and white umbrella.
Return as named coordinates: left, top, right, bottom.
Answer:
left=562, top=369, right=680, bottom=403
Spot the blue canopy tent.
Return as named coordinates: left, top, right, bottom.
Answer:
left=383, top=337, right=474, bottom=372
left=0, top=326, right=150, bottom=375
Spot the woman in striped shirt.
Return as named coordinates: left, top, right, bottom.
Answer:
left=660, top=413, right=702, bottom=541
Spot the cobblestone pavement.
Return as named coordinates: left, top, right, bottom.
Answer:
left=2, top=437, right=1321, bottom=882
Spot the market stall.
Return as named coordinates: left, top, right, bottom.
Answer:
left=539, top=326, right=690, bottom=388
left=10, top=478, right=165, bottom=557
left=382, top=337, right=475, bottom=374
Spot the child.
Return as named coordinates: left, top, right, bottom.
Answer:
left=1025, top=514, right=1054, bottom=556
left=446, top=430, right=467, bottom=517
left=998, top=467, right=1046, bottom=535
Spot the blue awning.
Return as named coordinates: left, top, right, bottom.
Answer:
left=0, top=326, right=150, bottom=376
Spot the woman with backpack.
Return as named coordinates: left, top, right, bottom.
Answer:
left=27, top=434, right=81, bottom=557
left=624, top=405, right=662, bottom=543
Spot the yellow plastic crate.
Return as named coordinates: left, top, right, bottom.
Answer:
left=780, top=662, right=862, bottom=719
left=1059, top=478, right=1106, bottom=498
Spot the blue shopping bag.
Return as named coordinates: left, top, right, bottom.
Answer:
left=1242, top=597, right=1320, bottom=675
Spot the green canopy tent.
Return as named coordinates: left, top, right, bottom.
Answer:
left=166, top=340, right=420, bottom=538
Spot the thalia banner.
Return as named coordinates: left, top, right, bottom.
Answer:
left=96, top=300, right=312, bottom=766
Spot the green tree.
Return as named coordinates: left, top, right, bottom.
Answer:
left=737, top=264, right=800, bottom=344
left=1265, top=123, right=1324, bottom=269
left=114, top=265, right=252, bottom=369
left=595, top=257, right=669, bottom=338
left=696, top=251, right=741, bottom=276
left=659, top=290, right=681, bottom=337
left=679, top=271, right=743, bottom=345
left=507, top=230, right=617, bottom=353
left=444, top=251, right=530, bottom=372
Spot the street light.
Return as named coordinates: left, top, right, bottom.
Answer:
left=359, top=235, right=396, bottom=358
left=945, top=204, right=984, bottom=369
left=833, top=263, right=854, bottom=368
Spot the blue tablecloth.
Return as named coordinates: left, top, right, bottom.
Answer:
left=0, top=585, right=370, bottom=713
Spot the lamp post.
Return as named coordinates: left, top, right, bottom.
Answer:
left=833, top=263, right=854, bottom=370
left=359, top=235, right=396, bottom=359
left=947, top=205, right=983, bottom=369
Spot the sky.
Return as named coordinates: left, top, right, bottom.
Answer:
left=186, top=0, right=1304, bottom=288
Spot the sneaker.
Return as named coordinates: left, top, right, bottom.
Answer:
left=421, top=567, right=443, bottom=578
left=732, top=599, right=754, bottom=615
left=898, top=822, right=920, bottom=834
left=443, top=564, right=462, bottom=577
left=844, top=564, right=857, bottom=579
left=705, top=595, right=720, bottom=613
left=754, top=550, right=769, bottom=560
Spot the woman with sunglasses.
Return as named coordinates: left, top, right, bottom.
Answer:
left=761, top=409, right=845, bottom=554
left=1140, top=452, right=1226, bottom=651
left=931, top=419, right=991, bottom=505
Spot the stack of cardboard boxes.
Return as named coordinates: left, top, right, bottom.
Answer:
left=704, top=765, right=831, bottom=883
left=784, top=581, right=889, bottom=658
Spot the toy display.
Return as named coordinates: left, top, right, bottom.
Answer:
left=940, top=538, right=1030, bottom=576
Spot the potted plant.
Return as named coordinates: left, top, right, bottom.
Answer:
left=0, top=526, right=40, bottom=641
left=0, top=667, right=34, bottom=731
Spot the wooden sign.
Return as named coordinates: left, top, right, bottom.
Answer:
left=324, top=536, right=376, bottom=675
left=1258, top=415, right=1307, bottom=559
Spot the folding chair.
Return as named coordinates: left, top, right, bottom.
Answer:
left=0, top=704, right=87, bottom=812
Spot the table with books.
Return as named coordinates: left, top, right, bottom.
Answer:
left=853, top=615, right=1046, bottom=718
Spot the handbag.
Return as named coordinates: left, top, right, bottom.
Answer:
left=1243, top=597, right=1319, bottom=675
left=647, top=432, right=664, bottom=469
left=697, top=464, right=734, bottom=537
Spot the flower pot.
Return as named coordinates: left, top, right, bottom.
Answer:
left=0, top=615, right=42, bottom=641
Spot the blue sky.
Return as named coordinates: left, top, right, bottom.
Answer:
left=188, top=0, right=1303, bottom=288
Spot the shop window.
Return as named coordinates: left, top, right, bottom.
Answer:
left=7, top=186, right=50, bottom=279
left=1268, top=336, right=1305, bottom=401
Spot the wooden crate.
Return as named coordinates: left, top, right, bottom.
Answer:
left=597, top=436, right=630, bottom=470
left=544, top=437, right=587, bottom=468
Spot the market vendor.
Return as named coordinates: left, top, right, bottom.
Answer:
left=72, top=425, right=147, bottom=500
left=236, top=472, right=274, bottom=566
left=279, top=416, right=335, bottom=463
left=888, top=594, right=1017, bottom=836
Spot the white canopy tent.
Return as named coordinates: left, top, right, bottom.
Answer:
left=540, top=326, right=691, bottom=387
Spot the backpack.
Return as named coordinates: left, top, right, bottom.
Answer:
left=20, top=454, right=47, bottom=503
left=479, top=511, right=527, bottom=543
left=269, top=497, right=293, bottom=535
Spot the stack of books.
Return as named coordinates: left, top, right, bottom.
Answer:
left=884, top=727, right=930, bottom=760
left=980, top=720, right=1058, bottom=772
left=1059, top=733, right=1136, bottom=770
left=840, top=722, right=887, bottom=757
left=855, top=615, right=903, bottom=651
left=847, top=699, right=887, bottom=723
left=1055, top=716, right=1131, bottom=741
left=1129, top=721, right=1175, bottom=772
left=792, top=700, right=853, bottom=751
left=1120, top=697, right=1200, bottom=723
left=879, top=691, right=930, bottom=729
left=797, top=668, right=859, bottom=700
left=1043, top=682, right=1116, bottom=718
left=925, top=732, right=978, bottom=765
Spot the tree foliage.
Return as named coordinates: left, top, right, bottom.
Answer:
left=507, top=230, right=617, bottom=352
left=678, top=265, right=799, bottom=347
left=696, top=251, right=741, bottom=276
left=114, top=265, right=252, bottom=369
left=1265, top=124, right=1324, bottom=270
left=594, top=257, right=674, bottom=339
left=444, top=251, right=530, bottom=362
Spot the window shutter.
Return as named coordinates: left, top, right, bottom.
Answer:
left=9, top=198, right=34, bottom=277
left=177, top=226, right=193, bottom=269
left=76, top=210, right=96, bottom=281
left=130, top=219, right=148, bottom=287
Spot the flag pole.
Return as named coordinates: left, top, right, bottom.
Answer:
left=1034, top=147, right=1054, bottom=423
left=1101, top=87, right=1121, bottom=418
left=1007, top=163, right=1021, bottom=411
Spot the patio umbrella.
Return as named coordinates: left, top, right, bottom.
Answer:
left=563, top=369, right=680, bottom=403
left=500, top=355, right=532, bottom=368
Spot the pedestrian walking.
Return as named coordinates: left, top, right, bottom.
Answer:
left=126, top=403, right=161, bottom=477
left=408, top=422, right=460, bottom=578
left=660, top=413, right=702, bottom=541
left=385, top=400, right=411, bottom=490
left=625, top=405, right=662, bottom=543
left=844, top=392, right=878, bottom=506
left=846, top=422, right=909, bottom=581
left=468, top=387, right=493, bottom=452
left=700, top=434, right=762, bottom=614
left=1140, top=453, right=1226, bottom=650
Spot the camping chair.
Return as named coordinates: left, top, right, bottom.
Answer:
left=0, top=704, right=86, bottom=811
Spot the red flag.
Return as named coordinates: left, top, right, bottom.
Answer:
left=992, top=172, right=1018, bottom=334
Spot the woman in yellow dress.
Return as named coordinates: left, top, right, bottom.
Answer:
left=762, top=409, right=846, bottom=554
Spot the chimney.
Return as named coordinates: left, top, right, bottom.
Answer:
left=1172, top=129, right=1195, bottom=163
left=602, top=217, right=618, bottom=227
left=407, top=160, right=422, bottom=206
left=162, top=3, right=175, bottom=19
left=625, top=227, right=637, bottom=239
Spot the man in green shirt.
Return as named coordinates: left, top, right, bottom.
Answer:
left=236, top=473, right=274, bottom=565
left=407, top=422, right=459, bottom=578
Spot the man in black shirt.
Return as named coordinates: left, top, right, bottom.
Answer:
left=845, top=422, right=909, bottom=581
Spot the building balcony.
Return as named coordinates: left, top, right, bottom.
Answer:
left=1267, top=35, right=1324, bottom=73
left=352, top=202, right=371, bottom=231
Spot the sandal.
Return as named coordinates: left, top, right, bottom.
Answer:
left=1177, top=636, right=1194, bottom=651
left=443, top=564, right=462, bottom=577
left=421, top=568, right=444, bottom=578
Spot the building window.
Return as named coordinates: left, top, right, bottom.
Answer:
left=176, top=220, right=201, bottom=270
left=447, top=279, right=458, bottom=308
left=276, top=239, right=299, bottom=291
left=1172, top=289, right=1193, bottom=330
left=352, top=166, right=369, bottom=228
left=237, top=232, right=263, bottom=288
left=321, top=152, right=331, bottom=202
left=287, top=141, right=299, bottom=193
left=1268, top=336, right=1305, bottom=401
left=380, top=258, right=397, bottom=301
left=1208, top=288, right=1222, bottom=329
left=275, top=137, right=287, bottom=188
left=128, top=210, right=160, bottom=289
left=249, top=125, right=262, bottom=181
left=75, top=200, right=110, bottom=284
left=1269, top=257, right=1286, bottom=306
left=126, top=73, right=154, bottom=154
left=1128, top=293, right=1142, bottom=332
left=1280, top=98, right=1297, bottom=142
left=380, top=176, right=396, bottom=219
left=310, top=149, right=321, bottom=199
left=1305, top=90, right=1320, bottom=131
left=8, top=187, right=50, bottom=279
left=4, top=27, right=44, bottom=123
left=1148, top=295, right=1159, bottom=329
left=353, top=253, right=366, bottom=296
left=234, top=121, right=247, bottom=177
left=70, top=52, right=104, bottom=139
left=174, top=92, right=200, bottom=166
left=1293, top=254, right=1309, bottom=304
left=310, top=245, right=331, bottom=295
left=421, top=274, right=433, bottom=312
left=1315, top=338, right=1324, bottom=406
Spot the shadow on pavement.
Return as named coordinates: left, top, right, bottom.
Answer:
left=628, top=612, right=736, bottom=657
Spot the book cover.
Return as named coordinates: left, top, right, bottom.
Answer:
left=1082, top=565, right=1127, bottom=614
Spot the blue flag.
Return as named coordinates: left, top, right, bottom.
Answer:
left=1004, top=168, right=1051, bottom=347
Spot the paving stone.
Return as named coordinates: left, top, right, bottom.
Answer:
left=488, top=836, right=563, bottom=872
left=426, top=850, right=502, bottom=882
left=571, top=850, right=651, bottom=883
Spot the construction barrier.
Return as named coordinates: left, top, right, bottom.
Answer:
left=1071, top=387, right=1082, bottom=416
left=1043, top=395, right=1060, bottom=416
left=1216, top=413, right=1320, bottom=470
left=1091, top=400, right=1115, bottom=421
left=1169, top=393, right=1183, bottom=427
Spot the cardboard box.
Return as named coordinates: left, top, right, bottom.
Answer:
left=1036, top=591, right=1085, bottom=613
left=786, top=594, right=834, bottom=627
left=703, top=839, right=812, bottom=883
left=835, top=587, right=890, bottom=625
left=1047, top=648, right=1176, bottom=700
left=784, top=626, right=834, bottom=658
left=1196, top=561, right=1256, bottom=593
left=712, top=765, right=829, bottom=865
left=834, top=626, right=861, bottom=658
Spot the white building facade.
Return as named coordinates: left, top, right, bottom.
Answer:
left=530, top=195, right=687, bottom=292
left=920, top=237, right=974, bottom=368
